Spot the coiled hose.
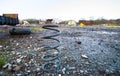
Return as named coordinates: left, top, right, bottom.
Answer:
left=41, top=24, right=61, bottom=73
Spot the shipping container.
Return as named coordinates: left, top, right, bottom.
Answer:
left=3, top=14, right=18, bottom=18
left=5, top=17, right=10, bottom=25
left=2, top=13, right=19, bottom=26
left=0, top=13, right=19, bottom=26
left=0, top=16, right=5, bottom=25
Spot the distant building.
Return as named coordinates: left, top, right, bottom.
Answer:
left=78, top=20, right=94, bottom=26
left=45, top=19, right=53, bottom=24
left=39, top=20, right=45, bottom=25
left=66, top=20, right=77, bottom=26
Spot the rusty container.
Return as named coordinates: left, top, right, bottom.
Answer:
left=3, top=14, right=18, bottom=18
left=3, top=14, right=19, bottom=25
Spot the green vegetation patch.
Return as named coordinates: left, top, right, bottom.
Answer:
left=0, top=39, right=11, bottom=68
left=106, top=25, right=120, bottom=28
left=0, top=30, right=7, bottom=33
left=0, top=52, right=9, bottom=68
left=30, top=27, right=45, bottom=32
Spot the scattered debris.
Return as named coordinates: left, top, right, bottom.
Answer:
left=80, top=70, right=84, bottom=73
left=0, top=45, right=2, bottom=48
left=98, top=69, right=105, bottom=75
left=76, top=41, right=81, bottom=44
left=13, top=66, right=22, bottom=72
left=81, top=54, right=88, bottom=59
left=62, top=68, right=66, bottom=74
left=68, top=67, right=75, bottom=70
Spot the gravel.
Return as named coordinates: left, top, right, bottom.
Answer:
left=0, top=26, right=120, bottom=76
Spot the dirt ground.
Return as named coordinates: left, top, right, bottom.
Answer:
left=0, top=26, right=120, bottom=76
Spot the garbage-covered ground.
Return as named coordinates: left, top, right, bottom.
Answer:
left=0, top=26, right=120, bottom=76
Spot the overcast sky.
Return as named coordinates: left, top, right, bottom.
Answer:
left=0, top=0, right=120, bottom=20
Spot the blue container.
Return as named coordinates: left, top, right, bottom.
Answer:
left=0, top=16, right=5, bottom=25
left=0, top=16, right=19, bottom=26
left=12, top=18, right=16, bottom=25
left=9, top=17, right=13, bottom=25
left=5, top=16, right=10, bottom=25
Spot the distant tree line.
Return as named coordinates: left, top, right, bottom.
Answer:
left=59, top=19, right=120, bottom=26
left=22, top=18, right=120, bottom=26
left=78, top=19, right=120, bottom=26
left=22, top=19, right=39, bottom=24
left=22, top=19, right=53, bottom=24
